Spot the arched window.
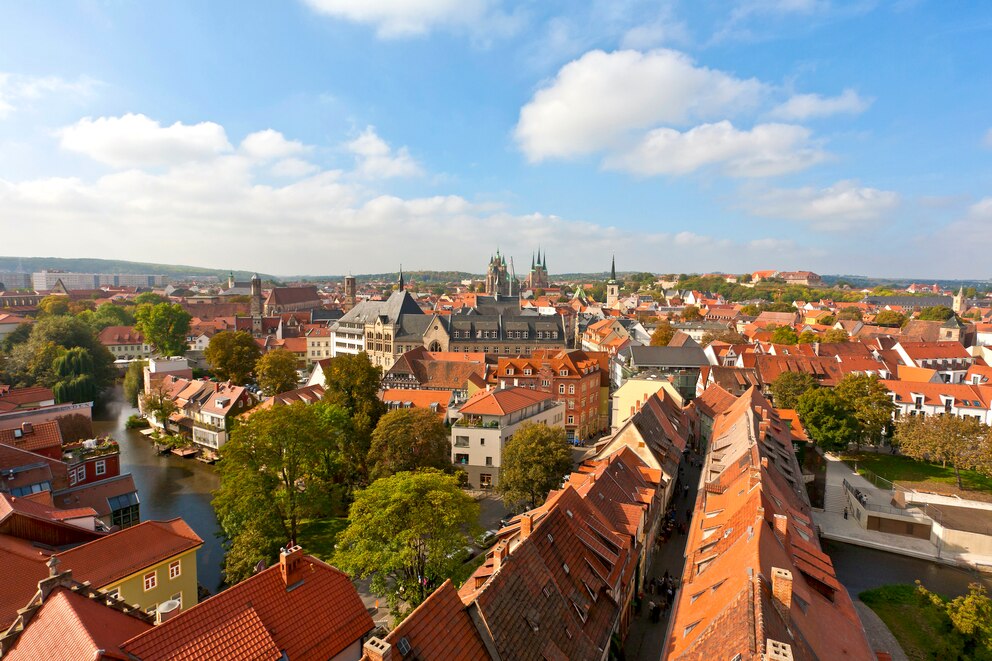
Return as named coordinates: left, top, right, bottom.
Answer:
left=428, top=340, right=443, bottom=352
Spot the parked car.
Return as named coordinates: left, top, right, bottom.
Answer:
left=476, top=529, right=499, bottom=548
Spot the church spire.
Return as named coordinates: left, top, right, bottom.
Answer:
left=531, top=253, right=535, bottom=270
left=610, top=255, right=616, bottom=282
left=398, top=265, right=404, bottom=292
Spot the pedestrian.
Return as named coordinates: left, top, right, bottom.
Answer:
left=663, top=570, right=669, bottom=584
left=647, top=600, right=656, bottom=620
left=843, top=507, right=848, bottom=520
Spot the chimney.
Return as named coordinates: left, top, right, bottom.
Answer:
left=492, top=541, right=510, bottom=573
left=772, top=514, right=789, bottom=547
left=771, top=567, right=793, bottom=618
left=520, top=512, right=535, bottom=540
left=764, top=638, right=794, bottom=661
left=363, top=637, right=392, bottom=661
left=279, top=544, right=305, bottom=589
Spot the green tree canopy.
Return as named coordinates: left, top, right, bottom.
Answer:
left=797, top=330, right=818, bottom=344
left=139, top=381, right=178, bottom=429
left=700, top=329, right=747, bottom=346
left=650, top=320, right=675, bottom=346
left=204, top=330, right=261, bottom=384
left=770, top=372, right=819, bottom=409
left=837, top=307, right=863, bottom=321
left=322, top=352, right=387, bottom=482
left=0, top=322, right=32, bottom=352
left=796, top=388, right=860, bottom=451
left=123, top=359, right=146, bottom=406
left=771, top=326, right=799, bottom=345
left=368, top=408, right=452, bottom=480
left=135, top=302, right=191, bottom=356
left=895, top=415, right=991, bottom=490
left=37, top=295, right=70, bottom=317
left=52, top=347, right=98, bottom=404
left=335, top=469, right=479, bottom=611
left=88, top=302, right=136, bottom=331
left=740, top=304, right=761, bottom=316
left=214, top=401, right=352, bottom=583
left=255, top=349, right=300, bottom=396
left=918, top=306, right=956, bottom=321
left=134, top=292, right=166, bottom=306
left=835, top=373, right=895, bottom=448
left=873, top=310, right=906, bottom=327
left=497, top=422, right=573, bottom=510
left=821, top=328, right=850, bottom=343
left=5, top=316, right=115, bottom=393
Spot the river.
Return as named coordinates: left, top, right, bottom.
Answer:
left=92, top=385, right=226, bottom=593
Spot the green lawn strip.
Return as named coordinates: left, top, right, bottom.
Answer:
left=840, top=452, right=992, bottom=495
left=297, top=517, right=349, bottom=562
left=859, top=584, right=956, bottom=661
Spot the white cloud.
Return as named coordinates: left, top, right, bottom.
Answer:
left=240, top=129, right=309, bottom=160
left=301, top=0, right=520, bottom=38
left=603, top=121, right=824, bottom=177
left=271, top=158, right=320, bottom=178
left=515, top=49, right=766, bottom=161
left=740, top=179, right=900, bottom=230
left=58, top=113, right=232, bottom=168
left=0, top=72, right=99, bottom=119
left=347, top=126, right=423, bottom=178
left=771, top=89, right=871, bottom=120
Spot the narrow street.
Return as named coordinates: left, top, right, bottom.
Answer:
left=624, top=450, right=704, bottom=661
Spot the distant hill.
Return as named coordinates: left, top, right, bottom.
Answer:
left=0, top=256, right=271, bottom=282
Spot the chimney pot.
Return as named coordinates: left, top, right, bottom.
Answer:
left=493, top=540, right=510, bottom=573
left=773, top=514, right=789, bottom=547
left=520, top=513, right=535, bottom=540
left=771, top=567, right=793, bottom=617
left=363, top=637, right=392, bottom=661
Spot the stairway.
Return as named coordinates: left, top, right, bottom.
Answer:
left=822, top=484, right=847, bottom=514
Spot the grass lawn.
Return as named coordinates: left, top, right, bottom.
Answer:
left=859, top=584, right=954, bottom=661
left=297, top=518, right=349, bottom=563
left=840, top=452, right=992, bottom=497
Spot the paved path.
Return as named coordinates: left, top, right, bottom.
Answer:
left=853, top=599, right=909, bottom=661
left=625, top=451, right=703, bottom=661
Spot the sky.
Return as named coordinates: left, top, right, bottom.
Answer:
left=0, top=1, right=990, bottom=279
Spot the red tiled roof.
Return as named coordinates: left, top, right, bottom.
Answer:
left=121, top=551, right=373, bottom=661
left=0, top=420, right=63, bottom=455
left=97, top=325, right=146, bottom=346
left=4, top=586, right=153, bottom=661
left=381, top=389, right=453, bottom=416
left=457, top=387, right=553, bottom=417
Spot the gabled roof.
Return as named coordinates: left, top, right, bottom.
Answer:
left=121, top=550, right=373, bottom=661
left=97, top=325, right=146, bottom=346
left=457, top=387, right=553, bottom=417
left=265, top=286, right=321, bottom=306
left=0, top=420, right=63, bottom=455
left=621, top=345, right=708, bottom=368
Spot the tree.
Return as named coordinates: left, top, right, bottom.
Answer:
left=534, top=287, right=545, bottom=297
left=255, top=349, right=300, bottom=396
left=140, top=381, right=178, bottom=429
left=497, top=423, right=573, bottom=509
left=740, top=304, right=761, bottom=316
left=700, top=329, right=746, bottom=346
left=37, top=295, right=70, bottom=317
left=123, top=360, right=147, bottom=406
left=895, top=415, right=992, bottom=490
left=770, top=372, right=819, bottom=409
left=919, top=306, right=956, bottom=321
left=797, top=330, right=817, bottom=344
left=796, top=388, right=860, bottom=451
left=874, top=310, right=906, bottom=328
left=135, top=302, right=191, bottom=356
left=204, top=331, right=261, bottom=383
left=834, top=373, right=895, bottom=448
left=368, top=408, right=451, bottom=480
left=682, top=305, right=702, bottom=321
left=837, top=307, right=863, bottom=321
left=322, top=352, right=387, bottom=482
left=88, top=302, right=135, bottom=331
left=0, top=322, right=32, bottom=352
left=134, top=292, right=166, bottom=306
left=771, top=326, right=799, bottom=345
left=945, top=583, right=992, bottom=656
left=213, top=401, right=352, bottom=582
left=52, top=347, right=98, bottom=404
left=820, top=314, right=836, bottom=325
left=5, top=316, right=115, bottom=393
left=335, top=469, right=479, bottom=611
left=650, top=320, right=675, bottom=346
left=821, top=328, right=850, bottom=343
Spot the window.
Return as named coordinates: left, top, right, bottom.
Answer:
left=109, top=492, right=141, bottom=529
left=485, top=456, right=493, bottom=466
left=480, top=473, right=493, bottom=488
left=568, top=385, right=575, bottom=394
left=169, top=560, right=181, bottom=579
left=455, top=435, right=470, bottom=448
left=95, top=459, right=106, bottom=476
left=455, top=453, right=469, bottom=465
left=524, top=368, right=533, bottom=375
left=559, top=384, right=566, bottom=394
left=105, top=588, right=120, bottom=600
left=143, top=571, right=157, bottom=591
left=78, top=464, right=86, bottom=481
left=567, top=416, right=574, bottom=425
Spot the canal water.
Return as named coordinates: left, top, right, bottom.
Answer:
left=92, top=386, right=226, bottom=593
left=823, top=539, right=992, bottom=599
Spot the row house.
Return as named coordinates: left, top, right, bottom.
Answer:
left=381, top=347, right=487, bottom=404
left=892, top=341, right=976, bottom=383
left=666, top=387, right=875, bottom=660
left=495, top=349, right=608, bottom=440
left=97, top=325, right=153, bottom=361
left=305, top=324, right=333, bottom=366
left=883, top=380, right=992, bottom=424
left=148, top=377, right=253, bottom=450
left=449, top=387, right=565, bottom=489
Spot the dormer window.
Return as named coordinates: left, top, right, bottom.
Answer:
left=506, top=367, right=514, bottom=375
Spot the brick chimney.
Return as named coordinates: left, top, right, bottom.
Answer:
left=520, top=512, right=535, bottom=540
left=772, top=514, right=789, bottom=547
left=279, top=544, right=305, bottom=589
left=363, top=637, right=392, bottom=661
left=771, top=567, right=793, bottom=619
left=492, top=540, right=510, bottom=573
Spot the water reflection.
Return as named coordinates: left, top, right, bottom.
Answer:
left=92, top=386, right=225, bottom=593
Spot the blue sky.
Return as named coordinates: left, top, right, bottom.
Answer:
left=0, top=1, right=990, bottom=278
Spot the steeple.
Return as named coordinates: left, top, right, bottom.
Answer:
left=398, top=265, right=405, bottom=292
left=531, top=253, right=535, bottom=270
left=610, top=256, right=617, bottom=283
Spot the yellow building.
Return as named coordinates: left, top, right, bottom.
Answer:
left=57, top=518, right=203, bottom=617
left=611, top=373, right=684, bottom=430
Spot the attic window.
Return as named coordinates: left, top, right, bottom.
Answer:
left=710, top=579, right=726, bottom=593
left=690, top=591, right=703, bottom=604
left=542, top=583, right=553, bottom=598
left=563, top=562, right=570, bottom=574
left=547, top=533, right=554, bottom=543
left=683, top=620, right=701, bottom=637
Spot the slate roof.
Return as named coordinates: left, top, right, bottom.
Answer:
left=334, top=290, right=424, bottom=326
left=121, top=551, right=373, bottom=661
left=621, top=345, right=709, bottom=369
